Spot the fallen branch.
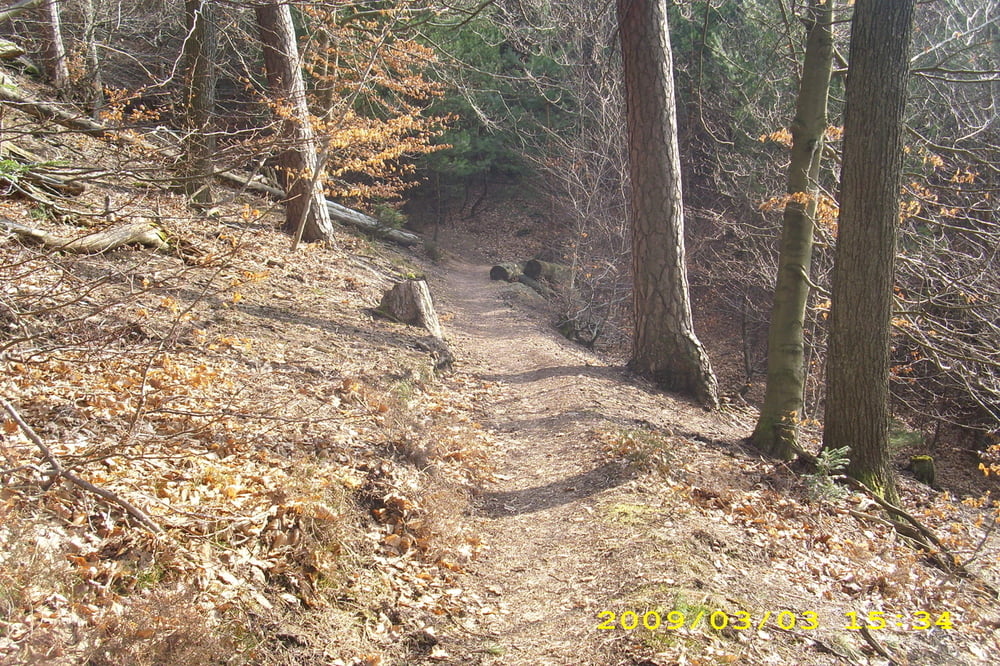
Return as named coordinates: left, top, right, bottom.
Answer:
left=1, top=217, right=168, bottom=253
left=840, top=475, right=1000, bottom=597
left=859, top=625, right=900, bottom=664
left=0, top=0, right=44, bottom=24
left=0, top=73, right=107, bottom=135
left=0, top=80, right=420, bottom=248
left=1, top=141, right=86, bottom=196
left=1, top=398, right=163, bottom=534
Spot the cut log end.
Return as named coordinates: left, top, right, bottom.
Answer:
left=490, top=262, right=524, bottom=282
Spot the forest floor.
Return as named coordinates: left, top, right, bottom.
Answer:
left=413, top=228, right=1000, bottom=665
left=0, top=71, right=998, bottom=665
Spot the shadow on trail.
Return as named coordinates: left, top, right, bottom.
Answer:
left=479, top=364, right=622, bottom=385
left=473, top=462, right=629, bottom=517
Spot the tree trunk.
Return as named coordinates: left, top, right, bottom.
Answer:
left=40, top=0, right=69, bottom=89
left=80, top=0, right=104, bottom=118
left=181, top=0, right=217, bottom=204
left=751, top=0, right=834, bottom=459
left=822, top=0, right=916, bottom=503
left=617, top=0, right=718, bottom=409
left=255, top=0, right=334, bottom=243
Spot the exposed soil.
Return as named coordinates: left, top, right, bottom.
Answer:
left=412, top=234, right=1000, bottom=665
left=1, top=76, right=997, bottom=664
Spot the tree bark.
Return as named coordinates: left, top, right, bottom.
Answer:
left=617, top=0, right=718, bottom=409
left=40, top=0, right=69, bottom=89
left=822, top=0, right=916, bottom=503
left=0, top=218, right=168, bottom=253
left=490, top=262, right=525, bottom=282
left=751, top=0, right=834, bottom=459
left=181, top=0, right=217, bottom=204
left=255, top=0, right=334, bottom=243
left=378, top=279, right=444, bottom=340
left=80, top=0, right=104, bottom=117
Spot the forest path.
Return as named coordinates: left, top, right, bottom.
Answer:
left=427, top=252, right=735, bottom=664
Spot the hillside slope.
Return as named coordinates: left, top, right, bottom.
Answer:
left=0, top=76, right=997, bottom=665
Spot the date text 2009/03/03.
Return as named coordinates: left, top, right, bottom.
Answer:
left=597, top=609, right=955, bottom=633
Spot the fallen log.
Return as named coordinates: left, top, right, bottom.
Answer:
left=524, top=259, right=573, bottom=286
left=490, top=262, right=525, bottom=282
left=0, top=38, right=25, bottom=60
left=1, top=217, right=168, bottom=253
left=0, top=79, right=420, bottom=248
left=0, top=73, right=107, bottom=135
left=1, top=142, right=86, bottom=196
left=212, top=170, right=422, bottom=247
left=326, top=200, right=422, bottom=247
left=516, top=274, right=555, bottom=299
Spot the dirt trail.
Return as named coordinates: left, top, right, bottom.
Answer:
left=428, top=255, right=736, bottom=664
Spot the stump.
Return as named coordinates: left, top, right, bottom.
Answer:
left=377, top=279, right=444, bottom=340
left=910, top=455, right=936, bottom=487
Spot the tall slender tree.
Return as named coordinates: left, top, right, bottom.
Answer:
left=255, top=0, right=334, bottom=243
left=617, top=0, right=718, bottom=408
left=823, top=0, right=916, bottom=502
left=181, top=0, right=217, bottom=205
left=40, top=0, right=68, bottom=89
left=751, top=0, right=834, bottom=459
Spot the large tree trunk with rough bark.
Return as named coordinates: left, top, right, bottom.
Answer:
left=255, top=0, right=334, bottom=244
left=822, top=0, right=916, bottom=503
left=617, top=0, right=718, bottom=409
left=751, top=0, right=834, bottom=459
left=181, top=0, right=217, bottom=204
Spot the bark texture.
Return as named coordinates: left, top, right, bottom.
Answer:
left=181, top=0, right=217, bottom=204
left=40, top=0, right=69, bottom=89
left=751, top=0, right=834, bottom=459
left=1, top=218, right=168, bottom=253
left=378, top=279, right=444, bottom=340
left=255, top=0, right=334, bottom=243
left=822, top=0, right=916, bottom=503
left=617, top=0, right=718, bottom=408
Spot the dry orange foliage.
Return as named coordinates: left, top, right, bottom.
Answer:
left=299, top=3, right=450, bottom=202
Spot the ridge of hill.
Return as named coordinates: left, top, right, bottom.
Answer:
left=0, top=73, right=998, bottom=665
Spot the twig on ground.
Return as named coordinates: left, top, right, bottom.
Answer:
left=1, top=397, right=164, bottom=534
